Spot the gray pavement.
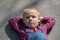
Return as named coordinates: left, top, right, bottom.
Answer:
left=0, top=0, right=60, bottom=40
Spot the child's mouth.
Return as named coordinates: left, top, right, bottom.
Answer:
left=29, top=21, right=33, bottom=24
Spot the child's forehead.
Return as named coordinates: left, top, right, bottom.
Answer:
left=23, top=7, right=40, bottom=17
left=23, top=9, right=39, bottom=15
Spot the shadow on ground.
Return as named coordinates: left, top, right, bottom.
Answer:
left=5, top=24, right=20, bottom=40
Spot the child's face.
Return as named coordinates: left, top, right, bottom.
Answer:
left=23, top=9, right=41, bottom=28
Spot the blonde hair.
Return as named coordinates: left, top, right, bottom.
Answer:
left=23, top=6, right=40, bottom=17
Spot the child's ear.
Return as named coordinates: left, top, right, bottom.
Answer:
left=38, top=17, right=43, bottom=22
left=40, top=17, right=43, bottom=19
left=38, top=17, right=41, bottom=22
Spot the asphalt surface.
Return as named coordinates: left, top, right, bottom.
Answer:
left=0, top=0, right=60, bottom=40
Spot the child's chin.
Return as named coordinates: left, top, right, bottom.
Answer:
left=29, top=25, right=36, bottom=28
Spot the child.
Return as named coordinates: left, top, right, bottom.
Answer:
left=8, top=6, right=55, bottom=40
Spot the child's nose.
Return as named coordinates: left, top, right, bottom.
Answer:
left=29, top=17, right=33, bottom=21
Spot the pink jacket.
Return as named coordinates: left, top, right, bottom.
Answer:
left=8, top=16, right=55, bottom=40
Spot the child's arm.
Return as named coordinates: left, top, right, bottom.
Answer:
left=41, top=16, right=55, bottom=34
left=8, top=16, right=21, bottom=32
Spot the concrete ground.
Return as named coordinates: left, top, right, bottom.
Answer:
left=0, top=0, right=60, bottom=40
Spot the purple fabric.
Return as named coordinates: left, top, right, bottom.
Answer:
left=8, top=16, right=55, bottom=40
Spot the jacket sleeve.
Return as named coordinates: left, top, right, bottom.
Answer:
left=8, top=16, right=21, bottom=32
left=41, top=16, right=55, bottom=34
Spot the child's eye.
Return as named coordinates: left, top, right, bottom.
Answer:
left=26, top=16, right=30, bottom=19
left=32, top=16, right=36, bottom=18
left=26, top=16, right=36, bottom=19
